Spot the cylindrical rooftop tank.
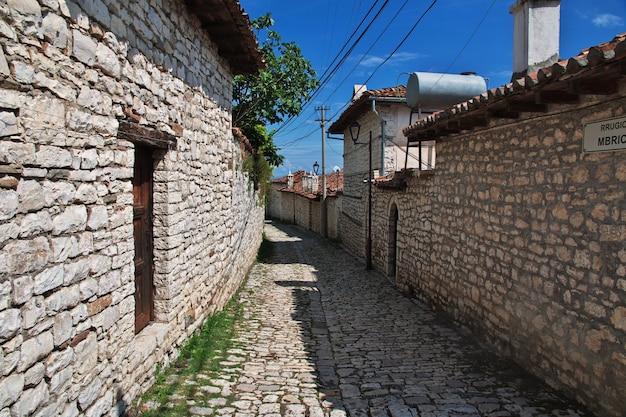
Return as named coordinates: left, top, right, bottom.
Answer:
left=405, top=72, right=487, bottom=110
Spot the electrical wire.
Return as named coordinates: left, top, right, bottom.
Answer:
left=274, top=0, right=391, bottom=136
left=327, top=0, right=411, bottom=107
left=421, top=0, right=497, bottom=96
left=277, top=0, right=438, bottom=140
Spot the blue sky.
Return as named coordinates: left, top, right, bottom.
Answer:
left=238, top=0, right=626, bottom=179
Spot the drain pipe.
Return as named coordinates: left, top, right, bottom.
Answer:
left=370, top=99, right=386, bottom=176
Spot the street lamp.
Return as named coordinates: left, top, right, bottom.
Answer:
left=313, top=161, right=319, bottom=175
left=349, top=121, right=372, bottom=271
left=348, top=121, right=361, bottom=144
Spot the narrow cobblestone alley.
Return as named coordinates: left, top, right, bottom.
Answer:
left=143, top=221, right=593, bottom=417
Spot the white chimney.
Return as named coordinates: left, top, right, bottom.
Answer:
left=510, top=0, right=560, bottom=80
left=352, top=84, right=367, bottom=101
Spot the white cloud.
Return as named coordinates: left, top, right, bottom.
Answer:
left=592, top=13, right=624, bottom=28
left=359, top=52, right=426, bottom=68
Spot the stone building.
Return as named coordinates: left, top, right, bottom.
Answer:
left=366, top=33, right=626, bottom=417
left=0, top=0, right=265, bottom=416
left=267, top=169, right=343, bottom=239
left=328, top=86, right=433, bottom=260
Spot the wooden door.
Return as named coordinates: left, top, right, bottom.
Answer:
left=133, top=146, right=154, bottom=333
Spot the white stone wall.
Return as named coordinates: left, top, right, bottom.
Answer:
left=0, top=1, right=263, bottom=416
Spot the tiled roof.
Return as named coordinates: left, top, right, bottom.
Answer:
left=328, top=86, right=406, bottom=134
left=404, top=32, right=626, bottom=140
left=272, top=170, right=344, bottom=200
left=185, top=0, right=265, bottom=75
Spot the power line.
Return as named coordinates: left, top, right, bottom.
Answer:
left=422, top=0, right=497, bottom=96
left=278, top=0, right=437, bottom=139
left=274, top=0, right=391, bottom=136
left=324, top=0, right=411, bottom=110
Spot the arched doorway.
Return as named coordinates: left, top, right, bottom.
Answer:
left=387, top=203, right=399, bottom=281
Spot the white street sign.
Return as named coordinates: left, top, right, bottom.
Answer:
left=583, top=116, right=626, bottom=153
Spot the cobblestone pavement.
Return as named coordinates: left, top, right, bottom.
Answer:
left=161, top=221, right=593, bottom=417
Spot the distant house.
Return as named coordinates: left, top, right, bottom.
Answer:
left=267, top=170, right=343, bottom=238
left=0, top=0, right=264, bottom=415
left=328, top=85, right=434, bottom=261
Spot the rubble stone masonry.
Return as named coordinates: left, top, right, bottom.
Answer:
left=0, top=0, right=263, bottom=416
left=372, top=87, right=626, bottom=416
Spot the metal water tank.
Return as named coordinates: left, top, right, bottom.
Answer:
left=406, top=72, right=487, bottom=110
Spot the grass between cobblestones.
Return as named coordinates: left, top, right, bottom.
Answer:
left=132, top=294, right=244, bottom=417
left=130, top=234, right=271, bottom=416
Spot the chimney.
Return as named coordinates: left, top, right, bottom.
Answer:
left=510, top=0, right=560, bottom=80
left=287, top=171, right=294, bottom=188
left=352, top=84, right=367, bottom=101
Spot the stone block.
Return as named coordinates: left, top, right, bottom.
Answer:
left=12, top=275, right=33, bottom=305
left=36, top=146, right=72, bottom=169
left=46, top=285, right=80, bottom=313
left=0, top=174, right=20, bottom=190
left=11, top=381, right=49, bottom=417
left=18, top=332, right=53, bottom=372
left=0, top=48, right=9, bottom=76
left=0, top=111, right=19, bottom=137
left=0, top=309, right=21, bottom=341
left=42, top=181, right=76, bottom=206
left=33, top=264, right=64, bottom=295
left=52, top=205, right=88, bottom=235
left=87, top=205, right=108, bottom=231
left=77, top=377, right=102, bottom=411
left=21, top=296, right=45, bottom=329
left=72, top=30, right=97, bottom=66
left=65, top=258, right=92, bottom=286
left=53, top=311, right=73, bottom=346
left=4, top=236, right=49, bottom=275
left=49, top=366, right=72, bottom=396
left=0, top=189, right=18, bottom=221
left=41, top=12, right=69, bottom=49
left=45, top=348, right=74, bottom=378
left=611, top=306, right=626, bottom=331
left=75, top=183, right=97, bottom=204
left=11, top=61, right=35, bottom=85
left=0, top=373, right=24, bottom=409
left=51, top=236, right=78, bottom=263
left=83, top=390, right=112, bottom=417
left=95, top=43, right=120, bottom=78
left=23, top=362, right=44, bottom=387
left=19, top=211, right=52, bottom=238
left=17, top=180, right=45, bottom=213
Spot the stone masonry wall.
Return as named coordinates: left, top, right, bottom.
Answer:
left=0, top=1, right=263, bottom=416
left=267, top=186, right=341, bottom=239
left=370, top=87, right=626, bottom=416
left=340, top=113, right=381, bottom=259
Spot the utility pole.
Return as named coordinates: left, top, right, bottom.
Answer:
left=315, top=106, right=330, bottom=238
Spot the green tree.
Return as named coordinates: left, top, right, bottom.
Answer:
left=233, top=13, right=319, bottom=167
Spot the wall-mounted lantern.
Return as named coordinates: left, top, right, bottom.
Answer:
left=348, top=121, right=361, bottom=144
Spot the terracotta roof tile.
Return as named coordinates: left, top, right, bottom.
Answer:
left=185, top=0, right=265, bottom=75
left=328, top=86, right=406, bottom=133
left=272, top=170, right=344, bottom=200
left=404, top=32, right=626, bottom=139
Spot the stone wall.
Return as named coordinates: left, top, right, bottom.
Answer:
left=340, top=114, right=381, bottom=259
left=266, top=184, right=341, bottom=239
left=0, top=1, right=263, bottom=416
left=370, top=87, right=626, bottom=416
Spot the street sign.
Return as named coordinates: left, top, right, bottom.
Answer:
left=583, top=116, right=626, bottom=153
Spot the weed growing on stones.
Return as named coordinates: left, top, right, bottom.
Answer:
left=130, top=294, right=245, bottom=416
